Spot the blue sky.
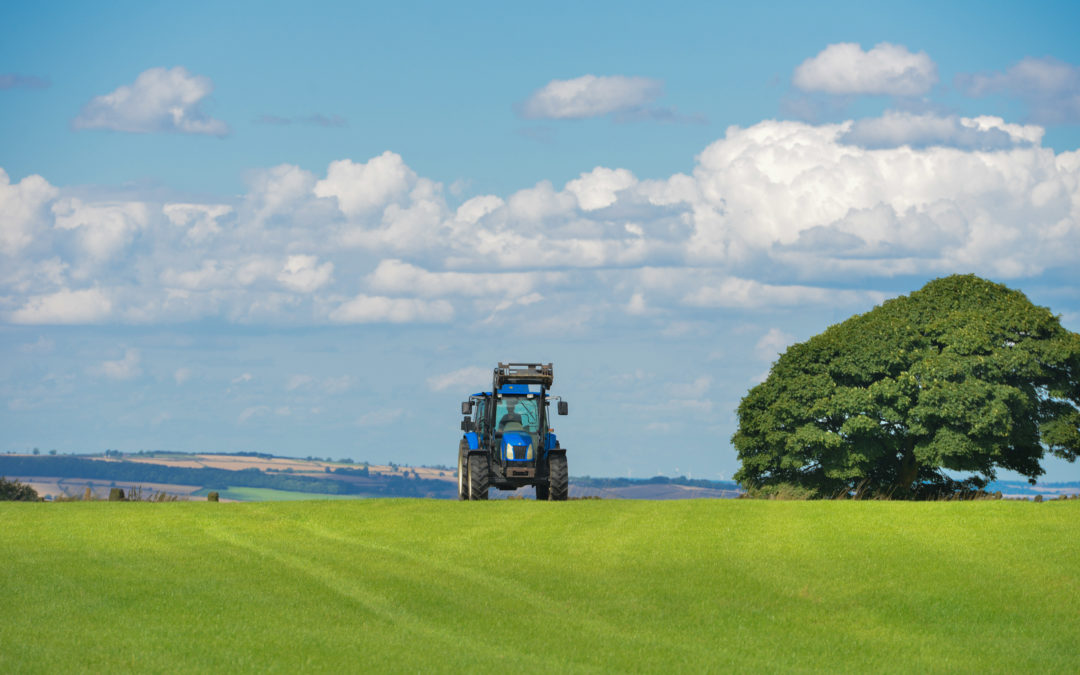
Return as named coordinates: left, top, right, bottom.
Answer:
left=3, top=0, right=1080, bottom=482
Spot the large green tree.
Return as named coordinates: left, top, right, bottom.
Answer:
left=733, top=275, right=1080, bottom=498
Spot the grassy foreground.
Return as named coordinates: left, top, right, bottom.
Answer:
left=2, top=500, right=1078, bottom=672
left=202, top=486, right=368, bottom=502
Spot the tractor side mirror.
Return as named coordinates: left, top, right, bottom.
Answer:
left=558, top=401, right=568, bottom=416
left=460, top=418, right=474, bottom=432
left=461, top=401, right=473, bottom=415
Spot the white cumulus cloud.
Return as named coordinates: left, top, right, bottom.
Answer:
left=518, top=75, right=663, bottom=119
left=314, top=151, right=416, bottom=217
left=0, top=169, right=58, bottom=256
left=10, top=287, right=112, bottom=324
left=163, top=203, right=233, bottom=243
left=277, top=255, right=334, bottom=293
left=565, top=167, right=638, bottom=210
left=793, top=42, right=938, bottom=96
left=52, top=198, right=150, bottom=262
left=686, top=119, right=1080, bottom=278
left=243, top=163, right=320, bottom=226
left=73, top=66, right=228, bottom=136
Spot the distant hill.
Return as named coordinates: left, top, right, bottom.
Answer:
left=0, top=451, right=743, bottom=501
left=11, top=451, right=1070, bottom=501
left=0, top=453, right=455, bottom=501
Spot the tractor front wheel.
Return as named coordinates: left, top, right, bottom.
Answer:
left=548, top=454, right=568, bottom=501
left=535, top=483, right=549, bottom=500
left=467, top=454, right=489, bottom=500
left=457, top=444, right=468, bottom=500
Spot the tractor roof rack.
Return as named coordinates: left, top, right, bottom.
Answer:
left=493, top=362, right=553, bottom=389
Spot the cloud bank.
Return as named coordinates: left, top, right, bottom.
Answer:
left=3, top=115, right=1078, bottom=327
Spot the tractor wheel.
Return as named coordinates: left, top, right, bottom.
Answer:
left=548, top=454, right=568, bottom=501
left=467, top=454, right=489, bottom=501
left=457, top=442, right=470, bottom=501
left=535, top=483, right=550, bottom=501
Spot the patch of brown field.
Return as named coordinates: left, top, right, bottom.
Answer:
left=121, top=457, right=208, bottom=469
left=193, top=455, right=323, bottom=472
left=67, top=452, right=459, bottom=483
left=11, top=476, right=204, bottom=500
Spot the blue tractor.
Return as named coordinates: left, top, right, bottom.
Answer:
left=458, top=362, right=570, bottom=500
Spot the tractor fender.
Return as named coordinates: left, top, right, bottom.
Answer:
left=544, top=446, right=566, bottom=460
left=464, top=431, right=479, bottom=450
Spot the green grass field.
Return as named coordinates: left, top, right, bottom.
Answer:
left=2, top=500, right=1078, bottom=672
left=199, top=486, right=368, bottom=502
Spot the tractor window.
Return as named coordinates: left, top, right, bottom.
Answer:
left=496, top=396, right=540, bottom=433
left=474, top=399, right=487, bottom=434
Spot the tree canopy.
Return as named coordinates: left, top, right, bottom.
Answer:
left=733, top=275, right=1080, bottom=498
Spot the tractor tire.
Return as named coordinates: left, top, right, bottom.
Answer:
left=535, top=483, right=550, bottom=501
left=548, top=454, right=568, bottom=501
left=467, top=454, right=489, bottom=501
left=457, top=443, right=468, bottom=501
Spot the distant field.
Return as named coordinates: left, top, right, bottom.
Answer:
left=2, top=500, right=1078, bottom=671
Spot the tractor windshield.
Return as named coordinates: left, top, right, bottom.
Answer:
left=496, top=396, right=540, bottom=433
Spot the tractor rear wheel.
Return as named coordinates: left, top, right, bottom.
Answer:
left=467, top=454, right=489, bottom=500
left=548, top=454, right=568, bottom=501
left=535, top=483, right=549, bottom=500
left=457, top=443, right=468, bottom=501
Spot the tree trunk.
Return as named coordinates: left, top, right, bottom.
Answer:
left=898, top=447, right=919, bottom=493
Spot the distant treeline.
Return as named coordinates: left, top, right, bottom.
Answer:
left=0, top=456, right=455, bottom=498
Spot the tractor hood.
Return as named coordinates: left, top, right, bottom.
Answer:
left=501, top=430, right=535, bottom=461
left=502, top=430, right=532, bottom=447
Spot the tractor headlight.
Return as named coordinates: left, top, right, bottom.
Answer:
left=504, top=443, right=534, bottom=461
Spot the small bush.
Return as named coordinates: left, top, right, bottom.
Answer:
left=207, top=491, right=220, bottom=502
left=0, top=476, right=40, bottom=501
left=740, top=483, right=817, bottom=500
